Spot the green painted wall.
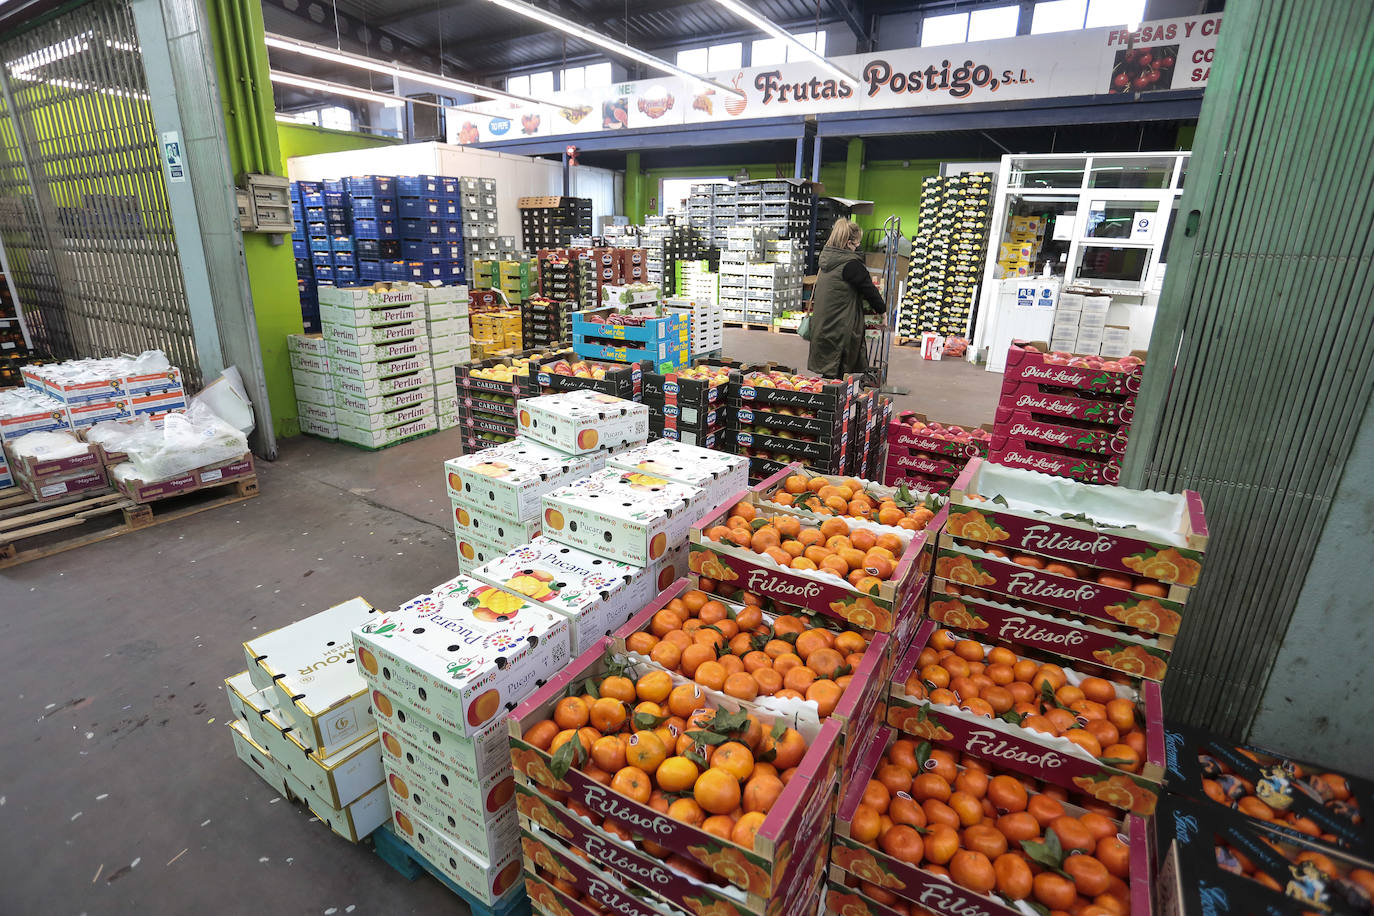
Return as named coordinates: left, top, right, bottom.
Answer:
left=276, top=122, right=400, bottom=173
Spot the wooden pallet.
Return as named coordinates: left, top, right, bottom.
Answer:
left=371, top=823, right=530, bottom=916
left=0, top=476, right=258, bottom=568
left=723, top=320, right=780, bottom=332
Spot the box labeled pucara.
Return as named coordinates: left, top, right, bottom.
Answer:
left=444, top=438, right=598, bottom=523
left=517, top=389, right=649, bottom=454
left=352, top=576, right=571, bottom=737
left=387, top=807, right=523, bottom=905
left=541, top=467, right=700, bottom=565
left=243, top=597, right=380, bottom=756
left=607, top=438, right=747, bottom=511
left=383, top=756, right=518, bottom=859
left=371, top=692, right=512, bottom=785
left=470, top=536, right=654, bottom=657
left=451, top=499, right=543, bottom=551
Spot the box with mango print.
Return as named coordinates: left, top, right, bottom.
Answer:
left=888, top=618, right=1166, bottom=815
left=827, top=726, right=1153, bottom=916
left=517, top=389, right=650, bottom=455
left=687, top=492, right=930, bottom=635
left=508, top=635, right=843, bottom=916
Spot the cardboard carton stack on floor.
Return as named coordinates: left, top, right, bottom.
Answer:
left=423, top=285, right=470, bottom=430
left=351, top=576, right=572, bottom=908
left=21, top=351, right=186, bottom=430
left=226, top=598, right=389, bottom=843
left=4, top=429, right=108, bottom=502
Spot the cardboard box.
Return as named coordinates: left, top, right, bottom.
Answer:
left=337, top=413, right=437, bottom=448
left=324, top=319, right=425, bottom=346
left=517, top=389, right=649, bottom=454
left=541, top=468, right=701, bottom=565
left=287, top=333, right=329, bottom=355
left=383, top=756, right=518, bottom=860
left=327, top=337, right=428, bottom=365
left=451, top=498, right=542, bottom=551
left=224, top=670, right=280, bottom=751
left=444, top=438, right=598, bottom=524
left=16, top=464, right=108, bottom=501
left=286, top=770, right=390, bottom=843
left=471, top=536, right=654, bottom=657
left=330, top=351, right=431, bottom=383
left=112, top=454, right=255, bottom=503
left=335, top=367, right=434, bottom=401
left=335, top=387, right=431, bottom=416
left=334, top=401, right=434, bottom=434
left=371, top=691, right=512, bottom=785
left=228, top=719, right=292, bottom=798
left=607, top=438, right=747, bottom=512
left=387, top=808, right=523, bottom=905
left=65, top=398, right=132, bottom=429
left=243, top=597, right=380, bottom=756
left=352, top=576, right=571, bottom=737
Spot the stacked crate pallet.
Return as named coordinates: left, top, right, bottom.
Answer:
left=883, top=411, right=992, bottom=493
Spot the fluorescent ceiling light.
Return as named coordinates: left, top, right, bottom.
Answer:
left=264, top=33, right=557, bottom=107
left=478, top=0, right=745, bottom=98
left=705, top=0, right=857, bottom=83
left=270, top=71, right=407, bottom=108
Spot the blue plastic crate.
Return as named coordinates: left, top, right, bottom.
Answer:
left=305, top=206, right=325, bottom=221
left=325, top=205, right=349, bottom=222
left=308, top=237, right=331, bottom=253
left=355, top=238, right=380, bottom=258
left=398, top=197, right=442, bottom=219
left=440, top=177, right=459, bottom=194
left=397, top=175, right=439, bottom=196
left=307, top=220, right=329, bottom=237
left=440, top=198, right=460, bottom=218
left=289, top=182, right=302, bottom=202
left=290, top=201, right=303, bottom=217
left=345, top=175, right=394, bottom=197
left=334, top=265, right=357, bottom=284
left=324, top=191, right=346, bottom=207
left=443, top=220, right=463, bottom=239
left=378, top=240, right=401, bottom=258
left=381, top=260, right=408, bottom=280
left=323, top=179, right=345, bottom=194
left=294, top=257, right=310, bottom=271
left=314, top=265, right=335, bottom=282
left=330, top=236, right=355, bottom=253
left=333, top=250, right=356, bottom=268
left=327, top=223, right=350, bottom=238
left=400, top=218, right=440, bottom=239
left=357, top=258, right=381, bottom=279
left=443, top=261, right=466, bottom=280
left=311, top=251, right=332, bottom=267
left=303, top=191, right=324, bottom=207
left=400, top=240, right=442, bottom=260
left=292, top=239, right=308, bottom=257
left=297, top=180, right=321, bottom=194
left=439, top=242, right=463, bottom=260
left=349, top=197, right=396, bottom=220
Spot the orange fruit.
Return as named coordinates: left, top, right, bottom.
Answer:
left=950, top=849, right=996, bottom=895
left=820, top=517, right=850, bottom=539
left=611, top=766, right=652, bottom=802
left=850, top=804, right=881, bottom=844
left=949, top=791, right=984, bottom=827
left=754, top=668, right=783, bottom=695
left=732, top=810, right=767, bottom=850
left=1033, top=872, right=1077, bottom=910
left=1103, top=743, right=1141, bottom=773
left=1096, top=835, right=1131, bottom=879
left=861, top=779, right=891, bottom=814
left=656, top=756, right=700, bottom=793
left=731, top=501, right=755, bottom=522
left=1027, top=793, right=1066, bottom=827
left=923, top=824, right=960, bottom=865
left=995, top=811, right=1041, bottom=844
left=889, top=794, right=926, bottom=829
left=712, top=742, right=755, bottom=782
left=667, top=797, right=705, bottom=827
left=994, top=852, right=1033, bottom=900
left=782, top=666, right=816, bottom=693
left=797, top=528, right=824, bottom=547
left=963, top=823, right=1008, bottom=860
left=1097, top=571, right=1133, bottom=589
left=523, top=719, right=559, bottom=750
left=701, top=814, right=736, bottom=841
left=694, top=767, right=742, bottom=815
left=955, top=768, right=989, bottom=799
left=554, top=697, right=590, bottom=730
left=1063, top=854, right=1112, bottom=897
left=987, top=775, right=1028, bottom=813
left=592, top=735, right=627, bottom=772
left=1080, top=676, right=1117, bottom=704
left=1048, top=815, right=1095, bottom=853
left=651, top=609, right=685, bottom=637
left=912, top=772, right=952, bottom=803
left=743, top=773, right=784, bottom=813
left=806, top=679, right=843, bottom=717
left=626, top=631, right=659, bottom=655
left=878, top=825, right=924, bottom=865
left=590, top=697, right=628, bottom=733
left=694, top=661, right=727, bottom=691
left=625, top=730, right=667, bottom=775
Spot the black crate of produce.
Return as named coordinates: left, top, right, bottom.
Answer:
left=527, top=357, right=641, bottom=400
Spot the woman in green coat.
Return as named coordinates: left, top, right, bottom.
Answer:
left=807, top=218, right=887, bottom=379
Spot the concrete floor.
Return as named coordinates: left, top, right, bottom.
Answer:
left=0, top=329, right=1000, bottom=915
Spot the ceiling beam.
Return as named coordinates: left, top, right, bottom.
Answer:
left=260, top=0, right=472, bottom=75
left=826, top=0, right=869, bottom=41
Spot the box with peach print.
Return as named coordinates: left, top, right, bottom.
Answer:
left=444, top=438, right=598, bottom=524
left=376, top=714, right=514, bottom=837
left=750, top=464, right=949, bottom=549
left=517, top=389, right=649, bottom=455
left=352, top=575, right=572, bottom=738
left=382, top=754, right=518, bottom=859
left=926, top=591, right=1173, bottom=682
left=451, top=499, right=542, bottom=552
left=508, top=637, right=843, bottom=916
left=371, top=689, right=512, bottom=787
left=887, top=619, right=1165, bottom=815
left=541, top=468, right=702, bottom=566
left=386, top=806, right=524, bottom=906
left=611, top=580, right=895, bottom=785
left=827, top=725, right=1152, bottom=916
left=688, top=493, right=929, bottom=634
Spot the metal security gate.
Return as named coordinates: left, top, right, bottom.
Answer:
left=0, top=0, right=201, bottom=385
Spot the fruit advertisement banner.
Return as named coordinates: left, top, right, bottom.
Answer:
left=459, top=15, right=1221, bottom=144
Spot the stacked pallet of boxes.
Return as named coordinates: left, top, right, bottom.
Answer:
left=518, top=296, right=569, bottom=349
left=640, top=360, right=730, bottom=449
left=660, top=297, right=723, bottom=359
left=846, top=388, right=892, bottom=482
left=229, top=598, right=390, bottom=844
left=573, top=305, right=686, bottom=374
left=676, top=258, right=719, bottom=305
left=589, top=246, right=649, bottom=301
left=425, top=285, right=469, bottom=431
left=647, top=225, right=713, bottom=296
left=719, top=227, right=774, bottom=324
left=897, top=173, right=994, bottom=339
left=518, top=196, right=591, bottom=250
left=989, top=340, right=1142, bottom=483
left=345, top=175, right=399, bottom=284
left=395, top=175, right=465, bottom=286
left=813, top=198, right=849, bottom=271
left=496, top=260, right=533, bottom=305
left=753, top=178, right=812, bottom=244
left=455, top=356, right=524, bottom=452
left=765, top=238, right=807, bottom=331
left=1051, top=288, right=1135, bottom=357
left=317, top=285, right=436, bottom=448
left=884, top=410, right=991, bottom=492
left=686, top=182, right=717, bottom=245
left=996, top=214, right=1049, bottom=279
left=460, top=177, right=500, bottom=279
left=728, top=367, right=857, bottom=483
left=469, top=301, right=523, bottom=356
left=536, top=251, right=595, bottom=311
left=352, top=576, right=569, bottom=911
left=288, top=333, right=336, bottom=439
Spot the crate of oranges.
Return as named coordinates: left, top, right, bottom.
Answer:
left=688, top=495, right=930, bottom=635
left=1154, top=794, right=1374, bottom=916
left=927, top=588, right=1173, bottom=683
left=827, top=725, right=1151, bottom=916
left=752, top=464, right=949, bottom=540
left=611, top=580, right=894, bottom=782
left=508, top=627, right=844, bottom=916
left=888, top=622, right=1164, bottom=816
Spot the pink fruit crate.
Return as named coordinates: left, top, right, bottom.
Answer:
left=1003, top=340, right=1146, bottom=397
left=987, top=437, right=1122, bottom=485
left=993, top=406, right=1128, bottom=458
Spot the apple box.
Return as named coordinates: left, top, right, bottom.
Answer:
left=471, top=536, right=656, bottom=657
left=516, top=389, right=649, bottom=455
left=607, top=437, right=748, bottom=512
left=444, top=437, right=598, bottom=524
left=242, top=597, right=380, bottom=756
left=352, top=575, right=571, bottom=737
left=227, top=719, right=292, bottom=799
left=541, top=467, right=702, bottom=565
left=388, top=809, right=524, bottom=906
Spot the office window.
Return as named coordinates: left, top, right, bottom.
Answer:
left=968, top=6, right=1019, bottom=41
left=678, top=42, right=742, bottom=72
left=529, top=71, right=555, bottom=94
left=560, top=62, right=612, bottom=91
left=751, top=30, right=826, bottom=66
left=1031, top=0, right=1087, bottom=34
left=1085, top=0, right=1146, bottom=28
left=507, top=74, right=529, bottom=95
left=677, top=47, right=709, bottom=71
left=922, top=12, right=969, bottom=46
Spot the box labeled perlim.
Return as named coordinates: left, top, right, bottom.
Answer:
left=541, top=467, right=701, bottom=566
left=242, top=597, right=380, bottom=756
left=516, top=389, right=648, bottom=455
left=352, top=576, right=571, bottom=737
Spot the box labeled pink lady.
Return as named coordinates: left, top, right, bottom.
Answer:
left=516, top=389, right=649, bottom=454
left=352, top=576, right=571, bottom=737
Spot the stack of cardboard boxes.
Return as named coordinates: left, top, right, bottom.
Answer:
left=897, top=173, right=995, bottom=339
left=1052, top=289, right=1128, bottom=356
left=227, top=597, right=390, bottom=843
left=996, top=214, right=1049, bottom=279
left=423, top=286, right=469, bottom=430
left=460, top=177, right=499, bottom=280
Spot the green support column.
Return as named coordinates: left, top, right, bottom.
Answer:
left=844, top=138, right=863, bottom=200
left=625, top=152, right=642, bottom=223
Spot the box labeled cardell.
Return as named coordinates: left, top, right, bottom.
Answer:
left=607, top=438, right=747, bottom=512
left=243, top=597, right=380, bottom=756
left=517, top=389, right=648, bottom=454
left=444, top=438, right=598, bottom=523
left=541, top=467, right=701, bottom=565
left=470, top=536, right=654, bottom=657
left=352, top=576, right=571, bottom=737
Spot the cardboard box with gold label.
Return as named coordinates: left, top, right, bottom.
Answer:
left=352, top=576, right=571, bottom=737
left=243, top=597, right=379, bottom=756
left=444, top=437, right=598, bottom=523
left=516, top=389, right=649, bottom=455
left=541, top=467, right=701, bottom=565
left=228, top=719, right=292, bottom=799
left=285, top=769, right=390, bottom=843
